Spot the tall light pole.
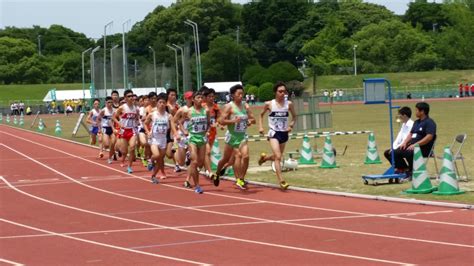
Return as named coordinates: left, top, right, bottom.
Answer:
left=353, top=44, right=358, bottom=76
left=173, top=44, right=186, bottom=92
left=122, top=19, right=131, bottom=89
left=90, top=46, right=101, bottom=99
left=185, top=19, right=202, bottom=87
left=166, top=45, right=179, bottom=94
left=37, top=35, right=42, bottom=56
left=103, top=21, right=113, bottom=96
left=110, top=45, right=119, bottom=93
left=82, top=47, right=92, bottom=104
left=148, top=46, right=157, bottom=93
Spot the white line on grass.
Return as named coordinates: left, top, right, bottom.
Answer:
left=2, top=143, right=473, bottom=250
left=0, top=176, right=413, bottom=265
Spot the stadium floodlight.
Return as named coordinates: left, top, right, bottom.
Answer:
left=110, top=45, right=119, bottom=92
left=82, top=47, right=92, bottom=104
left=90, top=46, right=101, bottom=97
left=353, top=44, right=358, bottom=76
left=184, top=19, right=202, bottom=87
left=122, top=19, right=131, bottom=89
left=172, top=44, right=186, bottom=92
left=104, top=21, right=114, bottom=94
left=166, top=45, right=179, bottom=95
left=148, top=46, right=157, bottom=93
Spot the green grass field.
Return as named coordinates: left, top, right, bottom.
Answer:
left=0, top=83, right=81, bottom=105
left=3, top=98, right=473, bottom=204
left=305, top=69, right=474, bottom=91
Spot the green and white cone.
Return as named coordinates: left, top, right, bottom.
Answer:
left=13, top=116, right=18, bottom=125
left=364, top=133, right=382, bottom=164
left=38, top=118, right=45, bottom=132
left=404, top=144, right=436, bottom=194
left=0, top=113, right=3, bottom=123
left=298, top=134, right=316, bottom=164
left=6, top=114, right=10, bottom=124
left=433, top=146, right=465, bottom=195
left=211, top=141, right=221, bottom=171
left=54, top=120, right=62, bottom=135
left=19, top=115, right=24, bottom=126
left=320, top=135, right=338, bottom=168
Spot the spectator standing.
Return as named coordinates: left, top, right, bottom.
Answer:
left=225, top=93, right=231, bottom=103
left=323, top=90, right=329, bottom=102
left=471, top=83, right=474, bottom=97
left=459, top=83, right=464, bottom=97
left=406, top=92, right=412, bottom=99
left=250, top=94, right=255, bottom=105
left=18, top=102, right=24, bottom=115
left=338, top=89, right=344, bottom=101
left=464, top=83, right=470, bottom=97
left=26, top=106, right=32, bottom=115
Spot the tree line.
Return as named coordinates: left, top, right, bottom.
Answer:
left=0, top=0, right=472, bottom=90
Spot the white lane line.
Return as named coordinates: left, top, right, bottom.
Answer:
left=108, top=201, right=264, bottom=215
left=0, top=210, right=462, bottom=240
left=2, top=131, right=469, bottom=227
left=129, top=238, right=226, bottom=250
left=0, top=218, right=207, bottom=265
left=0, top=176, right=413, bottom=265
left=0, top=258, right=24, bottom=266
left=18, top=178, right=59, bottom=183
left=0, top=176, right=136, bottom=190
left=2, top=143, right=473, bottom=249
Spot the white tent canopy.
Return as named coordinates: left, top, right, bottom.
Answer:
left=43, top=87, right=167, bottom=102
left=203, top=81, right=242, bottom=94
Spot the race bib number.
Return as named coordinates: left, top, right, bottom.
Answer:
left=235, top=116, right=248, bottom=133
left=153, top=120, right=168, bottom=134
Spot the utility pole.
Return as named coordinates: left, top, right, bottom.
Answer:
left=237, top=26, right=241, bottom=81
left=134, top=59, right=138, bottom=88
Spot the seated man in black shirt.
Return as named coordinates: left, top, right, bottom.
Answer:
left=394, top=102, right=436, bottom=179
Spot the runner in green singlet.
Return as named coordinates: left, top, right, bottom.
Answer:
left=175, top=91, right=210, bottom=194
left=213, top=84, right=256, bottom=190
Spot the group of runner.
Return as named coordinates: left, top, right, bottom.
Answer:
left=85, top=82, right=296, bottom=194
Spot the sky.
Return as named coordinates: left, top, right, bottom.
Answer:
left=0, top=0, right=441, bottom=39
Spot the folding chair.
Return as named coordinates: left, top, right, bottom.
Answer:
left=436, top=134, right=469, bottom=181
left=425, top=142, right=439, bottom=180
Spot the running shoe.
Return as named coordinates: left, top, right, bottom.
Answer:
left=107, top=158, right=113, bottom=164
left=184, top=181, right=192, bottom=188
left=174, top=165, right=182, bottom=172
left=194, top=186, right=203, bottom=194
left=127, top=167, right=133, bottom=174
left=151, top=176, right=159, bottom=184
left=147, top=162, right=154, bottom=171
left=211, top=173, right=220, bottom=187
left=98, top=152, right=104, bottom=159
left=258, top=153, right=266, bottom=166
left=280, top=181, right=289, bottom=190
left=235, top=178, right=246, bottom=190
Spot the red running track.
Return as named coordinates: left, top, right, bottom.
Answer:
left=0, top=125, right=473, bottom=265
